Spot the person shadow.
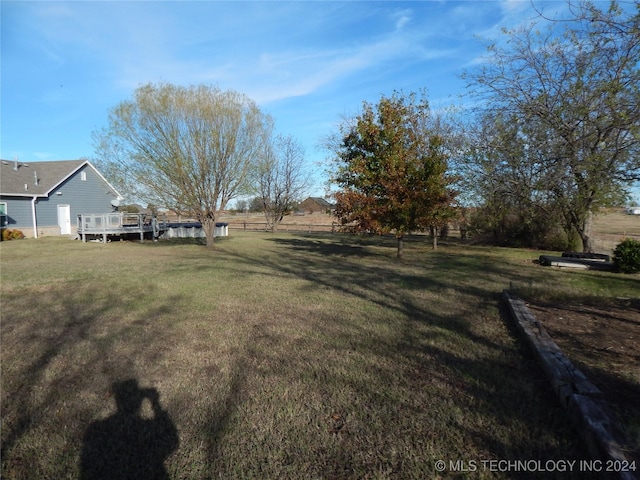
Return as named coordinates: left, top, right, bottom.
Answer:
left=79, top=379, right=179, bottom=480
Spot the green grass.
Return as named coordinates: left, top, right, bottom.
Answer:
left=1, top=233, right=637, bottom=479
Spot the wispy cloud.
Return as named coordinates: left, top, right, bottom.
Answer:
left=2, top=1, right=547, bottom=165
left=37, top=3, right=449, bottom=106
left=14, top=1, right=459, bottom=109
left=392, top=9, right=413, bottom=30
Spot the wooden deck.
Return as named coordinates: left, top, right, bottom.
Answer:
left=77, top=214, right=229, bottom=242
left=77, top=213, right=165, bottom=242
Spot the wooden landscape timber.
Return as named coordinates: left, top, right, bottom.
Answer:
left=503, top=291, right=637, bottom=480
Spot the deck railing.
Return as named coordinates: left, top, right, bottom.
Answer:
left=78, top=213, right=149, bottom=232
left=77, top=213, right=166, bottom=242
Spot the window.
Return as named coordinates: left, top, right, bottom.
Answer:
left=80, top=171, right=87, bottom=181
left=0, top=202, right=6, bottom=226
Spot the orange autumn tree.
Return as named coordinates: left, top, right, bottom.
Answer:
left=330, top=92, right=457, bottom=258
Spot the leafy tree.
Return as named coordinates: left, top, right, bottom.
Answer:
left=255, top=134, right=310, bottom=232
left=465, top=0, right=640, bottom=251
left=248, top=196, right=264, bottom=212
left=460, top=112, right=566, bottom=248
left=329, top=92, right=457, bottom=258
left=94, top=83, right=273, bottom=247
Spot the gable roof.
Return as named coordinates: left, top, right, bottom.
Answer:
left=306, top=197, right=333, bottom=207
left=0, top=159, right=121, bottom=198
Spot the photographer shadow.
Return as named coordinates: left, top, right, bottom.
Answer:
left=79, top=379, right=179, bottom=480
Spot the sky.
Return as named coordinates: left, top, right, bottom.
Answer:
left=1, top=0, right=576, bottom=197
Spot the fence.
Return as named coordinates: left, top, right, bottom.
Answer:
left=223, top=221, right=466, bottom=239
left=592, top=233, right=640, bottom=254
left=227, top=221, right=337, bottom=233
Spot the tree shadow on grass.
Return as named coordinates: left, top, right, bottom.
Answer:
left=79, top=379, right=179, bottom=480
left=0, top=282, right=183, bottom=479
left=225, top=284, right=597, bottom=478
left=576, top=363, right=640, bottom=464
left=214, top=234, right=599, bottom=476
left=269, top=236, right=376, bottom=257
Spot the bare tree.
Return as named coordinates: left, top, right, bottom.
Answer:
left=256, top=135, right=310, bottom=232
left=94, top=83, right=273, bottom=247
left=464, top=0, right=640, bottom=251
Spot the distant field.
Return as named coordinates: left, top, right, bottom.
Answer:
left=592, top=209, right=640, bottom=236
left=2, top=232, right=638, bottom=479
left=591, top=209, right=640, bottom=253
left=219, top=209, right=640, bottom=253
left=219, top=211, right=338, bottom=233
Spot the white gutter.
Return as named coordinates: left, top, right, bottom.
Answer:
left=31, top=196, right=38, bottom=239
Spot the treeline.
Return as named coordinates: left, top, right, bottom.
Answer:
left=93, top=1, right=639, bottom=252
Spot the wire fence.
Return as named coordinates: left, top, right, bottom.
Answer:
left=224, top=221, right=467, bottom=239
left=592, top=233, right=640, bottom=254
left=226, top=221, right=338, bottom=234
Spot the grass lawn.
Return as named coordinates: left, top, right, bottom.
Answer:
left=1, top=232, right=638, bottom=479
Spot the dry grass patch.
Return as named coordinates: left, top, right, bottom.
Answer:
left=3, top=234, right=636, bottom=479
left=592, top=210, right=640, bottom=237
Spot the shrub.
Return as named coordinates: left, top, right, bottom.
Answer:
left=1, top=229, right=25, bottom=241
left=613, top=238, right=640, bottom=274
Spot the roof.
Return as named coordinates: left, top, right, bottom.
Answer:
left=0, top=159, right=120, bottom=198
left=306, top=197, right=333, bottom=207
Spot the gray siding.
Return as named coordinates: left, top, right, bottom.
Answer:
left=1, top=165, right=119, bottom=233
left=1, top=197, right=33, bottom=228
left=35, top=165, right=118, bottom=227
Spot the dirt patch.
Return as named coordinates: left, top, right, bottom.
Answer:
left=526, top=298, right=640, bottom=464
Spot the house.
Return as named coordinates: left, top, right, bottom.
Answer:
left=0, top=159, right=123, bottom=238
left=627, top=206, right=640, bottom=215
left=299, top=197, right=333, bottom=214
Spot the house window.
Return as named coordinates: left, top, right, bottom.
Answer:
left=81, top=171, right=87, bottom=181
left=0, top=202, right=6, bottom=226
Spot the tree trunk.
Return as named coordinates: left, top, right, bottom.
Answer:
left=397, top=235, right=403, bottom=259
left=203, top=218, right=217, bottom=248
left=432, top=226, right=438, bottom=250
left=579, top=210, right=594, bottom=253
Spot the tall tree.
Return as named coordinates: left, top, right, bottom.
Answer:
left=465, top=0, right=640, bottom=251
left=255, top=134, right=310, bottom=232
left=460, top=112, right=565, bottom=247
left=94, top=83, right=273, bottom=247
left=329, top=92, right=457, bottom=258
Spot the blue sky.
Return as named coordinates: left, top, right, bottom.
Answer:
left=1, top=0, right=570, bottom=196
